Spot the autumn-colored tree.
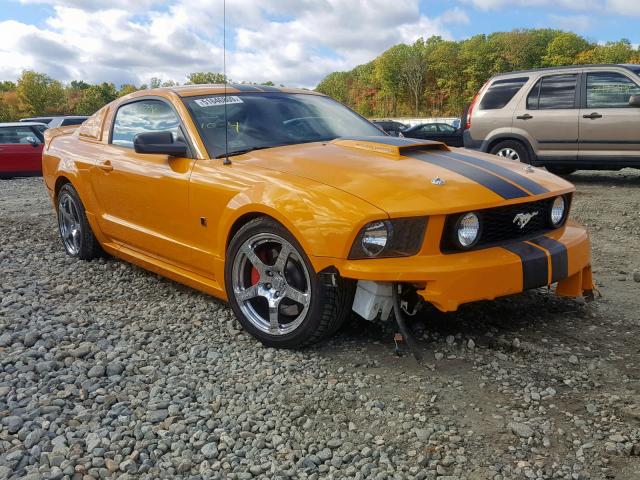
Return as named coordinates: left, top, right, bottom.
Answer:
left=16, top=70, right=65, bottom=116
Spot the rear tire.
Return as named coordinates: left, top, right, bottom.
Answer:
left=225, top=217, right=355, bottom=348
left=490, top=140, right=530, bottom=164
left=56, top=183, right=102, bottom=260
left=545, top=166, right=576, bottom=176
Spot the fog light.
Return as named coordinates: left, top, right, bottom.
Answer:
left=456, top=212, right=480, bottom=248
left=550, top=196, right=566, bottom=226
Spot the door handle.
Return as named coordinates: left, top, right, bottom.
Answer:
left=516, top=114, right=533, bottom=120
left=583, top=112, right=602, bottom=119
left=97, top=161, right=113, bottom=172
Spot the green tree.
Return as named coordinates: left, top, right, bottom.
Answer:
left=543, top=32, right=590, bottom=66
left=316, top=71, right=351, bottom=104
left=398, top=40, right=428, bottom=116
left=187, top=72, right=226, bottom=84
left=70, top=80, right=91, bottom=90
left=118, top=84, right=138, bottom=97
left=0, top=81, right=16, bottom=93
left=16, top=70, right=65, bottom=116
left=76, top=82, right=118, bottom=115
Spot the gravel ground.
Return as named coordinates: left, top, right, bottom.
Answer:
left=1, top=171, right=639, bottom=480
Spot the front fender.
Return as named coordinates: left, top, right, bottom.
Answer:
left=189, top=160, right=387, bottom=268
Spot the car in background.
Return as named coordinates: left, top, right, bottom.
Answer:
left=464, top=64, right=640, bottom=174
left=20, top=115, right=88, bottom=128
left=0, top=122, right=46, bottom=178
left=372, top=120, right=407, bottom=136
left=402, top=122, right=463, bottom=147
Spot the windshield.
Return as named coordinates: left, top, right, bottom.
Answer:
left=184, top=93, right=385, bottom=158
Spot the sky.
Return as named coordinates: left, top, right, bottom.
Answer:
left=0, top=0, right=638, bottom=89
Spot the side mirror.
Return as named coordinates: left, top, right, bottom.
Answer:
left=26, top=136, right=40, bottom=147
left=629, top=95, right=640, bottom=107
left=133, top=131, right=188, bottom=156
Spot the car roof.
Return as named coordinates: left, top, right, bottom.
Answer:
left=0, top=122, right=49, bottom=127
left=162, top=84, right=323, bottom=97
left=488, top=64, right=638, bottom=81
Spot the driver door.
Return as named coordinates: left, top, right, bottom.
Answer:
left=89, top=98, right=197, bottom=269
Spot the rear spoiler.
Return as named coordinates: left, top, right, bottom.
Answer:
left=332, top=136, right=449, bottom=158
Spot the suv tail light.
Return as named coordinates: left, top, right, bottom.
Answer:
left=465, top=82, right=488, bottom=130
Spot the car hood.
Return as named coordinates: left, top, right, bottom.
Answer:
left=242, top=136, right=573, bottom=216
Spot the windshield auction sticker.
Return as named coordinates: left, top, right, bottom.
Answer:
left=194, top=96, right=244, bottom=107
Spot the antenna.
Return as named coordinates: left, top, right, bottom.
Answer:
left=222, top=0, right=231, bottom=165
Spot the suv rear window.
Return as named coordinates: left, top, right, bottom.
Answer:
left=479, top=77, right=528, bottom=110
left=527, top=74, right=577, bottom=110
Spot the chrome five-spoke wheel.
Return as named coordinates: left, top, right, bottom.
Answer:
left=231, top=232, right=311, bottom=336
left=58, top=191, right=82, bottom=255
left=225, top=217, right=355, bottom=348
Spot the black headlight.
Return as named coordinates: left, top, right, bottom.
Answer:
left=348, top=217, right=428, bottom=259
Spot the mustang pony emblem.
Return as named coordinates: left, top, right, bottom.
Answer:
left=513, top=211, right=539, bottom=229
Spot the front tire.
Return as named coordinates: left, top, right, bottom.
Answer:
left=490, top=140, right=529, bottom=164
left=56, top=183, right=102, bottom=260
left=225, top=217, right=354, bottom=348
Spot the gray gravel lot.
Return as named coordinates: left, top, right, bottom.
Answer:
left=1, top=171, right=639, bottom=480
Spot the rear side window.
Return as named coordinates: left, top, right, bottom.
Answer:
left=586, top=72, right=640, bottom=108
left=527, top=74, right=577, bottom=110
left=111, top=100, right=181, bottom=148
left=479, top=77, right=528, bottom=110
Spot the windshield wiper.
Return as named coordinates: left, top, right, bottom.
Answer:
left=214, top=144, right=287, bottom=159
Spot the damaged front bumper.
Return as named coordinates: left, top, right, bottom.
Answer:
left=333, top=221, right=593, bottom=314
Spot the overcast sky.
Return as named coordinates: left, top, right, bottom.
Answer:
left=0, top=0, right=638, bottom=88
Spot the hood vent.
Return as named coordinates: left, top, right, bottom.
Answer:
left=332, top=136, right=450, bottom=158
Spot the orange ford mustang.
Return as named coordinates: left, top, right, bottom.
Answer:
left=42, top=85, right=594, bottom=348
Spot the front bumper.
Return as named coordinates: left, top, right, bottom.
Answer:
left=333, top=221, right=593, bottom=312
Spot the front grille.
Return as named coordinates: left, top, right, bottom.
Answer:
left=441, top=194, right=571, bottom=252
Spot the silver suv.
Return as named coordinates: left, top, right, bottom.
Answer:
left=463, top=64, right=640, bottom=175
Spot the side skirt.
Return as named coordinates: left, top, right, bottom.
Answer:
left=101, top=241, right=227, bottom=301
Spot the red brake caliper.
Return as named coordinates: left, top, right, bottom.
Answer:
left=250, top=266, right=260, bottom=286
left=250, top=248, right=267, bottom=286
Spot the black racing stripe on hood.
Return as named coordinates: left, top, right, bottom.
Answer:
left=440, top=151, right=549, bottom=195
left=502, top=242, right=549, bottom=290
left=409, top=152, right=530, bottom=200
left=530, top=236, right=568, bottom=283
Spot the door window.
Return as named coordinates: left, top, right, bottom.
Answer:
left=586, top=72, right=640, bottom=108
left=527, top=74, right=577, bottom=110
left=111, top=100, right=181, bottom=148
left=0, top=126, right=40, bottom=144
left=419, top=124, right=439, bottom=133
left=437, top=123, right=456, bottom=133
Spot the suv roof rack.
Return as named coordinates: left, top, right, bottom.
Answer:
left=489, top=64, right=635, bottom=80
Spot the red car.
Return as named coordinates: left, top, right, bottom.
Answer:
left=0, top=122, right=47, bottom=178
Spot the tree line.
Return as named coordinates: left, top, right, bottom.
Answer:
left=315, top=29, right=640, bottom=119
left=0, top=71, right=279, bottom=122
